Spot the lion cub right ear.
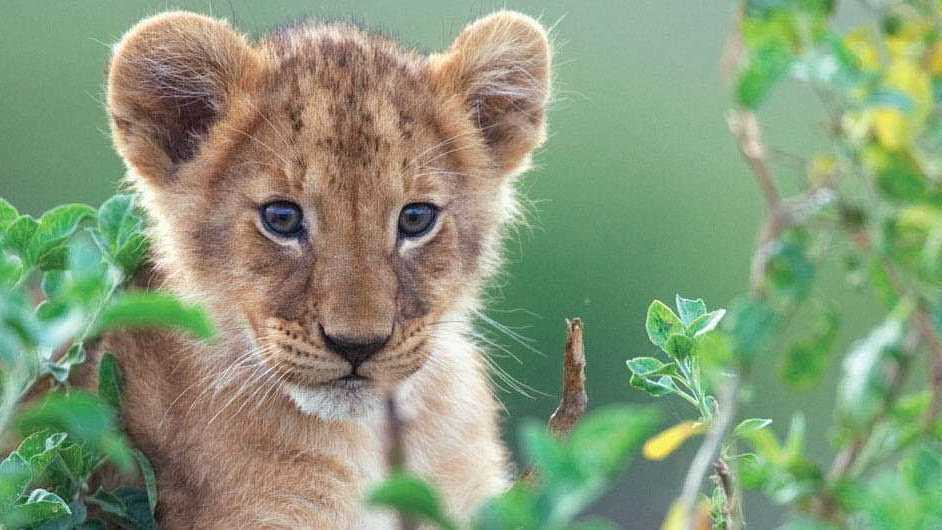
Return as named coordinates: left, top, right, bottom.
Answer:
left=107, top=12, right=257, bottom=184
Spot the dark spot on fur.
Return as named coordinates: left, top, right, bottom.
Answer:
left=288, top=105, right=304, bottom=132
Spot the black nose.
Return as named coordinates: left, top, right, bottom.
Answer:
left=319, top=325, right=390, bottom=367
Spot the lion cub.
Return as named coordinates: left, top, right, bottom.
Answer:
left=101, top=9, right=550, bottom=529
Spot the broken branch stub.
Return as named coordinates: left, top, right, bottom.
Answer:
left=548, top=318, right=587, bottom=439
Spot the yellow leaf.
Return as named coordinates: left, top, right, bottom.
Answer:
left=886, top=61, right=931, bottom=113
left=871, top=107, right=908, bottom=151
left=844, top=29, right=881, bottom=72
left=661, top=500, right=712, bottom=530
left=808, top=154, right=837, bottom=187
left=841, top=110, right=872, bottom=145
left=899, top=205, right=942, bottom=232
left=643, top=421, right=705, bottom=461
left=886, top=19, right=930, bottom=62
left=927, top=41, right=942, bottom=76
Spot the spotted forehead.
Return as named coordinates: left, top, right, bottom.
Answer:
left=253, top=24, right=446, bottom=195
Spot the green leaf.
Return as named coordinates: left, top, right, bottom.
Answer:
left=520, top=420, right=576, bottom=487
left=112, top=234, right=149, bottom=278
left=626, top=357, right=682, bottom=398
left=765, top=230, right=815, bottom=302
left=0, top=198, right=18, bottom=233
left=0, top=452, right=32, bottom=509
left=57, top=443, right=91, bottom=484
left=780, top=307, right=839, bottom=388
left=472, top=484, right=538, bottom=530
left=664, top=333, right=695, bottom=360
left=688, top=309, right=726, bottom=337
left=0, top=250, right=24, bottom=288
left=98, top=352, right=123, bottom=410
left=132, top=450, right=158, bottom=515
left=734, top=418, right=773, bottom=438
left=96, top=194, right=148, bottom=276
left=523, top=405, right=659, bottom=526
left=645, top=300, right=683, bottom=351
left=724, top=296, right=778, bottom=366
left=675, top=295, right=707, bottom=327
left=97, top=195, right=143, bottom=251
left=626, top=357, right=679, bottom=378
left=30, top=204, right=96, bottom=267
left=40, top=270, right=65, bottom=299
left=15, top=391, right=133, bottom=473
left=95, top=292, right=215, bottom=340
left=5, top=215, right=39, bottom=260
left=874, top=149, right=928, bottom=203
left=87, top=487, right=157, bottom=530
left=568, top=405, right=660, bottom=478
left=629, top=373, right=679, bottom=397
left=45, top=343, right=87, bottom=384
left=15, top=430, right=54, bottom=461
left=904, top=445, right=942, bottom=491
left=367, top=473, right=457, bottom=530
left=0, top=489, right=71, bottom=528
left=737, top=41, right=794, bottom=109
left=838, top=316, right=905, bottom=428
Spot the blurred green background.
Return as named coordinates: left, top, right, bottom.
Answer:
left=0, top=1, right=880, bottom=528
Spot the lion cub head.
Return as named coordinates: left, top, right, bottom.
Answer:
left=106, top=11, right=551, bottom=419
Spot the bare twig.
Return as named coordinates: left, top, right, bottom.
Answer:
left=679, top=376, right=739, bottom=530
left=915, top=309, right=942, bottom=428
left=548, top=318, right=587, bottom=438
left=385, top=398, right=417, bottom=530
left=727, top=110, right=789, bottom=296
left=713, top=459, right=740, bottom=530
left=672, top=107, right=786, bottom=530
left=727, top=110, right=784, bottom=222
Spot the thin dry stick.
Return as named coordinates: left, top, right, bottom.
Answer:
left=727, top=109, right=789, bottom=296
left=713, top=459, right=738, bottom=529
left=385, top=398, right=418, bottom=530
left=675, top=108, right=787, bottom=530
left=679, top=376, right=739, bottom=530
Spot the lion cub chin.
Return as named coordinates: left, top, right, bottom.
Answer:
left=100, top=7, right=551, bottom=529
left=285, top=380, right=380, bottom=421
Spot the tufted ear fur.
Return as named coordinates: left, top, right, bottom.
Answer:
left=432, top=11, right=552, bottom=175
left=106, top=11, right=257, bottom=184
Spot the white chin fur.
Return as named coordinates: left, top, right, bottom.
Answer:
left=285, top=383, right=381, bottom=421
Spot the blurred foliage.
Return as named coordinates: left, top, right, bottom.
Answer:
left=0, top=194, right=213, bottom=528
left=377, top=0, right=942, bottom=528
left=369, top=405, right=659, bottom=530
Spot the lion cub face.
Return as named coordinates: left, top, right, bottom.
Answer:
left=106, top=11, right=550, bottom=418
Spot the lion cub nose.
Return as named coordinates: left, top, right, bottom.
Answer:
left=319, top=325, right=390, bottom=367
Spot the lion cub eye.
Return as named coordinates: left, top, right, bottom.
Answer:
left=260, top=201, right=304, bottom=237
left=397, top=203, right=439, bottom=239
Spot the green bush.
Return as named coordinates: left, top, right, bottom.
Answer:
left=0, top=194, right=212, bottom=529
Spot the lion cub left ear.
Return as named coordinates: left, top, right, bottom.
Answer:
left=432, top=11, right=552, bottom=175
left=107, top=12, right=258, bottom=185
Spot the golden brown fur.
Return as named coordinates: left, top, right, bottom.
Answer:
left=101, top=9, right=550, bottom=529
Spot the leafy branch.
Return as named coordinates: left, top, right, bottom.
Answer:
left=0, top=194, right=214, bottom=529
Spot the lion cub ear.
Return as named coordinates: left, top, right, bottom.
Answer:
left=432, top=11, right=551, bottom=175
left=107, top=11, right=257, bottom=184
